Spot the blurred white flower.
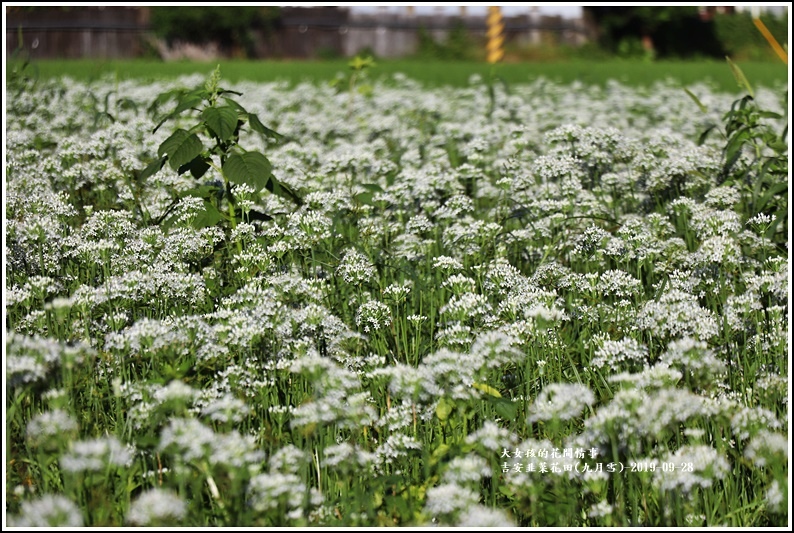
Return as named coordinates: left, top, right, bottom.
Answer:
left=8, top=494, right=83, bottom=527
left=126, top=488, right=187, bottom=526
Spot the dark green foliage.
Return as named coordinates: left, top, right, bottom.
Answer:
left=7, top=26, right=39, bottom=96
left=713, top=11, right=789, bottom=61
left=588, top=7, right=789, bottom=60
left=149, top=6, right=280, bottom=57
left=692, top=60, right=788, bottom=247
left=416, top=21, right=478, bottom=61
left=143, top=66, right=301, bottom=232
left=587, top=6, right=724, bottom=59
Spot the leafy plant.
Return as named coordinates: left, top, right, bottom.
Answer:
left=142, top=66, right=302, bottom=235
left=330, top=54, right=376, bottom=114
left=7, top=26, right=39, bottom=97
left=688, top=58, right=788, bottom=246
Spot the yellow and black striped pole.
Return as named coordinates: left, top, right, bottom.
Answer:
left=486, top=6, right=504, bottom=64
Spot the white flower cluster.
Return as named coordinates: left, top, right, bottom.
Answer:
left=653, top=445, right=730, bottom=493
left=337, top=249, right=376, bottom=285
left=527, top=382, right=596, bottom=424
left=60, top=436, right=134, bottom=473
left=126, top=488, right=187, bottom=526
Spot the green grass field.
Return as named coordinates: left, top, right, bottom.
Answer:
left=13, top=58, right=789, bottom=92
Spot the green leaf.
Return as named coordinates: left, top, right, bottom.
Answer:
left=755, top=181, right=788, bottom=213
left=492, top=398, right=518, bottom=420
left=354, top=191, right=375, bottom=205
left=430, top=444, right=450, bottom=466
left=248, top=113, right=284, bottom=141
left=767, top=139, right=788, bottom=154
left=192, top=201, right=225, bottom=229
left=202, top=106, right=238, bottom=141
left=152, top=92, right=204, bottom=133
left=180, top=184, right=221, bottom=199
left=472, top=382, right=502, bottom=398
left=243, top=209, right=274, bottom=222
left=159, top=129, right=204, bottom=171
left=499, top=485, right=516, bottom=499
left=349, top=55, right=375, bottom=71
left=177, top=156, right=211, bottom=180
left=684, top=87, right=708, bottom=113
left=217, top=88, right=243, bottom=98
left=359, top=183, right=384, bottom=193
left=223, top=152, right=272, bottom=190
left=140, top=156, right=167, bottom=180
left=435, top=397, right=453, bottom=422
left=221, top=96, right=248, bottom=114
left=757, top=110, right=782, bottom=119
left=723, top=127, right=750, bottom=162
left=148, top=87, right=181, bottom=114
left=265, top=174, right=303, bottom=205
left=696, top=123, right=717, bottom=146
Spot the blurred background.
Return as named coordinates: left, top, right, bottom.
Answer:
left=4, top=5, right=789, bottom=63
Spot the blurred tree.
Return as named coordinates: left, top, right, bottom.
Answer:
left=714, top=11, right=788, bottom=61
left=586, top=6, right=725, bottom=59
left=416, top=20, right=477, bottom=61
left=150, top=6, right=281, bottom=58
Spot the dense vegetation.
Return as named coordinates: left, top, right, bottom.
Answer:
left=5, top=62, right=788, bottom=526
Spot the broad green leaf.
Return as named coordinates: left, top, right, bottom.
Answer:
left=349, top=55, right=375, bottom=70
left=242, top=209, right=274, bottom=222
left=159, top=129, right=204, bottom=171
left=177, top=155, right=211, bottom=180
left=492, top=398, right=518, bottom=420
left=767, top=139, right=788, bottom=154
left=192, top=201, right=225, bottom=229
left=221, top=96, right=248, bottom=113
left=202, top=106, right=238, bottom=141
left=140, top=156, right=167, bottom=180
left=180, top=184, right=222, bottom=199
left=435, top=397, right=453, bottom=422
left=359, top=183, right=384, bottom=193
left=354, top=191, right=375, bottom=205
left=248, top=113, right=284, bottom=141
left=152, top=93, right=204, bottom=133
left=508, top=207, right=531, bottom=220
left=266, top=174, right=303, bottom=205
left=430, top=443, right=450, bottom=466
left=148, top=88, right=181, bottom=113
left=472, top=382, right=502, bottom=398
left=223, top=152, right=272, bottom=190
left=499, top=485, right=516, bottom=499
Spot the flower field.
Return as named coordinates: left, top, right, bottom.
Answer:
left=4, top=67, right=789, bottom=526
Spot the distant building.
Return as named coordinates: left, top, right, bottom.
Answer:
left=6, top=5, right=590, bottom=60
